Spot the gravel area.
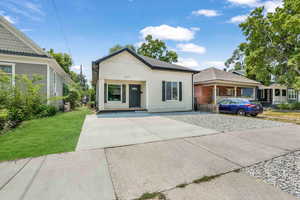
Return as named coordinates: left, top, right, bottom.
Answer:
left=165, top=113, right=292, bottom=132
left=242, top=151, right=300, bottom=198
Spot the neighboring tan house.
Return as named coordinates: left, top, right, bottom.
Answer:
left=232, top=70, right=300, bottom=105
left=0, top=16, right=73, bottom=108
left=194, top=67, right=260, bottom=105
left=92, top=48, right=197, bottom=112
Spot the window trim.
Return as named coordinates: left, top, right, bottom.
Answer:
left=288, top=89, right=297, bottom=100
left=165, top=81, right=179, bottom=101
left=275, top=89, right=281, bottom=97
left=106, top=83, right=123, bottom=102
left=0, top=62, right=15, bottom=86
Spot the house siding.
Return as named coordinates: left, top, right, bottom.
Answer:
left=97, top=51, right=193, bottom=112
left=0, top=24, right=36, bottom=54
left=15, top=62, right=47, bottom=96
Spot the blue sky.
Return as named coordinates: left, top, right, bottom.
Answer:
left=0, top=0, right=282, bottom=81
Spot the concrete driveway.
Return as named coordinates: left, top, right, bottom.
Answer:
left=76, top=112, right=218, bottom=151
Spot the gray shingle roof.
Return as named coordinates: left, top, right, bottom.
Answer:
left=194, top=67, right=260, bottom=85
left=94, top=48, right=198, bottom=73
left=0, top=17, right=48, bottom=58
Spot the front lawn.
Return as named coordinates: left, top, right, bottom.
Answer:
left=259, top=110, right=300, bottom=125
left=0, top=107, right=92, bottom=162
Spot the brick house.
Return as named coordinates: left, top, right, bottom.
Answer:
left=193, top=67, right=260, bottom=105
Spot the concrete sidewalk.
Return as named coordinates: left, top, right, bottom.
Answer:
left=0, top=150, right=115, bottom=200
left=1, top=125, right=299, bottom=200
left=165, top=172, right=296, bottom=200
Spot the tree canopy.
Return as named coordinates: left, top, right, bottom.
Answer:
left=48, top=49, right=73, bottom=74
left=109, top=44, right=136, bottom=54
left=227, top=0, right=300, bottom=88
left=137, top=35, right=178, bottom=63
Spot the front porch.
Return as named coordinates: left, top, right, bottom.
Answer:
left=96, top=79, right=147, bottom=111
left=195, top=84, right=257, bottom=105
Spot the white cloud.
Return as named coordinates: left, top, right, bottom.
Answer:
left=263, top=0, right=283, bottom=12
left=192, top=9, right=221, bottom=17
left=3, top=15, right=15, bottom=24
left=24, top=2, right=45, bottom=16
left=176, top=58, right=200, bottom=68
left=0, top=11, right=16, bottom=24
left=140, top=25, right=199, bottom=41
left=227, top=0, right=283, bottom=13
left=71, top=65, right=81, bottom=72
left=229, top=15, right=248, bottom=23
left=176, top=43, right=206, bottom=54
left=20, top=28, right=33, bottom=32
left=0, top=0, right=45, bottom=21
left=202, top=61, right=225, bottom=69
left=227, top=0, right=259, bottom=6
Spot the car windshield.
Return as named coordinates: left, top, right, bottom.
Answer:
left=235, top=99, right=250, bottom=104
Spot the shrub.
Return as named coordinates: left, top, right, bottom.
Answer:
left=36, top=105, right=57, bottom=118
left=65, top=89, right=81, bottom=110
left=0, top=74, right=60, bottom=130
left=276, top=102, right=300, bottom=110
left=277, top=103, right=289, bottom=110
left=0, top=110, right=8, bottom=131
left=87, top=101, right=95, bottom=109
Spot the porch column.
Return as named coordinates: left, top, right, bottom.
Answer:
left=98, top=79, right=105, bottom=110
left=214, top=85, right=217, bottom=104
left=253, top=87, right=256, bottom=100
left=234, top=87, right=237, bottom=97
left=272, top=88, right=275, bottom=104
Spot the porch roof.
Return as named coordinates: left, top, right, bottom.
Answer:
left=194, top=67, right=260, bottom=86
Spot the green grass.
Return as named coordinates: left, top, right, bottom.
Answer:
left=0, top=107, right=92, bottom=162
left=135, top=192, right=166, bottom=200
left=192, top=174, right=223, bottom=184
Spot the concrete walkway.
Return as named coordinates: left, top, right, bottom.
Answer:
left=76, top=114, right=218, bottom=151
left=1, top=125, right=299, bottom=200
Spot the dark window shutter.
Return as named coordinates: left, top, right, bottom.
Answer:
left=179, top=82, right=182, bottom=101
left=104, top=83, right=107, bottom=103
left=122, top=84, right=126, bottom=103
left=162, top=81, right=166, bottom=101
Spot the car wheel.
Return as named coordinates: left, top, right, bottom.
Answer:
left=250, top=113, right=258, bottom=117
left=237, top=109, right=246, bottom=116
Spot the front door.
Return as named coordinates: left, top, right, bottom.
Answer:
left=129, top=84, right=141, bottom=108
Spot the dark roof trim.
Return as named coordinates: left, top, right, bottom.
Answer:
left=93, top=48, right=198, bottom=73
left=0, top=49, right=50, bottom=58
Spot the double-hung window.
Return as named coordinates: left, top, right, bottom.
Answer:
left=288, top=89, right=297, bottom=100
left=165, top=81, right=178, bottom=100
left=0, top=63, right=14, bottom=86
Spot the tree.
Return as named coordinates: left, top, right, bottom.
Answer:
left=225, top=47, right=246, bottom=70
left=48, top=49, right=73, bottom=74
left=109, top=44, right=136, bottom=54
left=137, top=35, right=178, bottom=63
left=227, top=0, right=300, bottom=88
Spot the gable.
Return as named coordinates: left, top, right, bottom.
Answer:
left=0, top=24, right=36, bottom=54
left=0, top=17, right=47, bottom=57
left=100, top=51, right=152, bottom=80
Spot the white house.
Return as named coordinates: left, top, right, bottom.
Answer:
left=92, top=48, right=197, bottom=112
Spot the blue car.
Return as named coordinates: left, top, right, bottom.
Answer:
left=218, top=98, right=263, bottom=117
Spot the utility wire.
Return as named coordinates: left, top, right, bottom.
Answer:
left=50, top=0, right=72, bottom=56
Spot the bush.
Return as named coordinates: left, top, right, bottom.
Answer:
left=277, top=103, right=290, bottom=110
left=87, top=101, right=95, bottom=109
left=276, top=102, right=300, bottom=110
left=36, top=105, right=57, bottom=118
left=0, top=74, right=60, bottom=130
left=65, top=89, right=81, bottom=110
left=0, top=110, right=8, bottom=131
